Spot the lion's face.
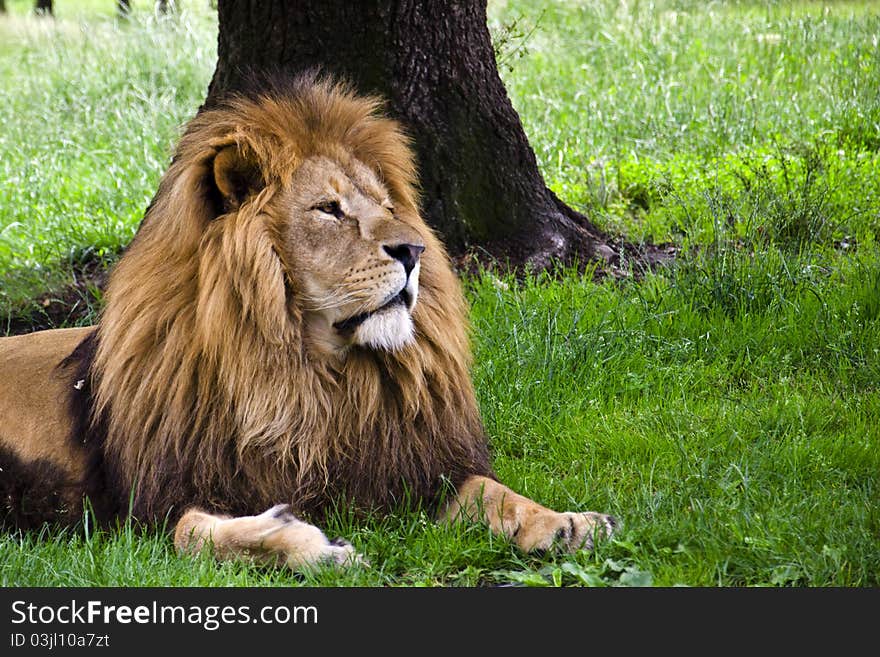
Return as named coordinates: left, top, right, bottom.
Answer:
left=270, top=155, right=426, bottom=354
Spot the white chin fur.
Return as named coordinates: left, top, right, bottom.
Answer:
left=353, top=305, right=415, bottom=351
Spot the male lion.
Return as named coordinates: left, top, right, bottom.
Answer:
left=0, top=76, right=615, bottom=569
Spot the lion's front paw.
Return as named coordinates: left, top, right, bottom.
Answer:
left=258, top=508, right=364, bottom=570
left=176, top=504, right=365, bottom=570
left=517, top=510, right=617, bottom=553
left=325, top=537, right=367, bottom=567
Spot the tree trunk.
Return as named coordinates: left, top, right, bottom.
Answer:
left=205, top=0, right=615, bottom=271
left=34, top=0, right=52, bottom=16
left=117, top=0, right=131, bottom=18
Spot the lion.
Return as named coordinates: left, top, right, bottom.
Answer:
left=0, top=75, right=615, bottom=570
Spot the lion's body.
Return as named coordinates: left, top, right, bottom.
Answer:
left=1, top=76, right=613, bottom=563
left=0, top=327, right=90, bottom=527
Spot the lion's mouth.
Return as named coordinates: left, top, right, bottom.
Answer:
left=333, top=288, right=411, bottom=333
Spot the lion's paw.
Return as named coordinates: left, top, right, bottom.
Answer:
left=253, top=505, right=365, bottom=569
left=274, top=522, right=364, bottom=569
left=518, top=510, right=617, bottom=553
left=326, top=537, right=368, bottom=567
left=293, top=537, right=365, bottom=569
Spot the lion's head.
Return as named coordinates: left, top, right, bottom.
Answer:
left=264, top=152, right=425, bottom=354
left=83, top=75, right=491, bottom=521
left=208, top=120, right=432, bottom=355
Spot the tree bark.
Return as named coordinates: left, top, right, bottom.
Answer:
left=117, top=0, right=131, bottom=18
left=205, top=0, right=614, bottom=271
left=34, top=0, right=52, bottom=16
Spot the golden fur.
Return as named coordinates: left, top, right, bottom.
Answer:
left=1, top=75, right=614, bottom=563
left=87, top=75, right=490, bottom=521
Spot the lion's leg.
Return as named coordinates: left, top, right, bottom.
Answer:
left=173, top=504, right=362, bottom=569
left=441, top=475, right=617, bottom=553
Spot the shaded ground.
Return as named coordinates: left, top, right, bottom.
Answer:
left=3, top=255, right=108, bottom=335
left=3, top=240, right=676, bottom=338
left=454, top=237, right=677, bottom=281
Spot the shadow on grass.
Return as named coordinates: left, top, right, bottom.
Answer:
left=4, top=241, right=679, bottom=337
left=2, top=250, right=113, bottom=336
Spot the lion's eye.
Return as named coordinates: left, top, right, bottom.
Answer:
left=313, top=200, right=344, bottom=220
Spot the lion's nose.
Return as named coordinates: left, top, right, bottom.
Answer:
left=383, top=243, right=425, bottom=277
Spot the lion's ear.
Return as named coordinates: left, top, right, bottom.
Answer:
left=211, top=144, right=264, bottom=211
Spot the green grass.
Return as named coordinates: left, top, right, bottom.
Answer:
left=0, top=0, right=215, bottom=323
left=1, top=1, right=878, bottom=586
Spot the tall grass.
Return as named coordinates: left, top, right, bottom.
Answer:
left=496, top=1, right=880, bottom=243
left=1, top=1, right=878, bottom=586
left=0, top=3, right=215, bottom=319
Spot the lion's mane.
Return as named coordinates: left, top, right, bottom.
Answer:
left=70, top=75, right=492, bottom=522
